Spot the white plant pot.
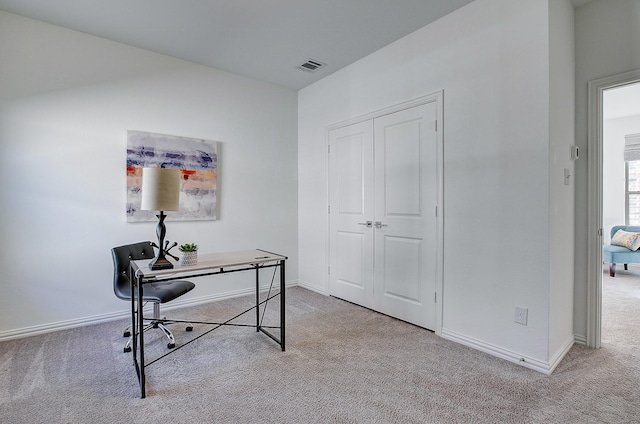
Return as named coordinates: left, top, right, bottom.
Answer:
left=179, top=251, right=198, bottom=266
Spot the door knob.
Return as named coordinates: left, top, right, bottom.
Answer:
left=374, top=221, right=387, bottom=229
left=358, top=221, right=373, bottom=228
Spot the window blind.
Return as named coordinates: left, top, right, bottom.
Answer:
left=624, top=133, right=640, bottom=161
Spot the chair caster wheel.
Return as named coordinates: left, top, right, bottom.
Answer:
left=186, top=326, right=193, bottom=332
left=168, top=343, right=175, bottom=349
left=123, top=331, right=131, bottom=337
left=124, top=346, right=132, bottom=353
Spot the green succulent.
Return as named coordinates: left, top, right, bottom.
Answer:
left=178, top=243, right=198, bottom=252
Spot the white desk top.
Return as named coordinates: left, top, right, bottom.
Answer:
left=131, top=249, right=287, bottom=279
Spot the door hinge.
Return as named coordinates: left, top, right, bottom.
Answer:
left=328, top=266, right=331, bottom=275
left=434, top=292, right=437, bottom=303
left=435, top=206, right=437, bottom=217
left=598, top=228, right=603, bottom=237
left=328, top=205, right=331, bottom=214
left=435, top=120, right=438, bottom=131
left=328, top=144, right=331, bottom=154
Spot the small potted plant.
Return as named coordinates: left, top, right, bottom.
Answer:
left=178, top=243, right=198, bottom=266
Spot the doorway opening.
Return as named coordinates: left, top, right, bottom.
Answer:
left=601, top=81, right=640, bottom=348
left=587, top=70, right=640, bottom=348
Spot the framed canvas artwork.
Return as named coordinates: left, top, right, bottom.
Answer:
left=126, top=130, right=218, bottom=222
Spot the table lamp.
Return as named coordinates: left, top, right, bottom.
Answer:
left=140, top=167, right=181, bottom=270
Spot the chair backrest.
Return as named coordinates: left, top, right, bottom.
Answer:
left=111, top=242, right=155, bottom=300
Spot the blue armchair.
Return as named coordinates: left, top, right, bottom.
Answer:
left=603, top=225, right=640, bottom=277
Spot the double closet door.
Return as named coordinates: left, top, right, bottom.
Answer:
left=328, top=102, right=439, bottom=330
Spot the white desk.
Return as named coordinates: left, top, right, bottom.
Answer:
left=129, top=249, right=287, bottom=398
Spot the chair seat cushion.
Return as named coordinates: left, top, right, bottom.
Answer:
left=603, top=244, right=640, bottom=264
left=130, top=280, right=195, bottom=303
left=604, top=245, right=633, bottom=253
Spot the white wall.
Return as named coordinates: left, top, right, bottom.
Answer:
left=574, top=0, right=640, bottom=340
left=299, top=0, right=573, bottom=371
left=548, top=0, right=576, bottom=365
left=602, top=114, right=640, bottom=240
left=0, top=11, right=298, bottom=338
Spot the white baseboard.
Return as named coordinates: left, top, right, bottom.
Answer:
left=548, top=336, right=575, bottom=373
left=0, top=310, right=133, bottom=342
left=574, top=333, right=587, bottom=345
left=441, top=328, right=573, bottom=375
left=0, top=281, right=298, bottom=342
left=296, top=280, right=328, bottom=295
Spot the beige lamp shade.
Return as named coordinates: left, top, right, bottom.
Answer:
left=140, top=167, right=181, bottom=211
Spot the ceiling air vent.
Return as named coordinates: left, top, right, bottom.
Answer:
left=297, top=59, right=326, bottom=73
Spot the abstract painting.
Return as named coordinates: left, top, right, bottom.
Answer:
left=126, top=130, right=218, bottom=222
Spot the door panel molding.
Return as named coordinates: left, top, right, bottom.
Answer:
left=373, top=103, right=437, bottom=329
left=329, top=121, right=375, bottom=309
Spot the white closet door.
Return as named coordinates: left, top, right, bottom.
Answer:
left=373, top=102, right=438, bottom=329
left=328, top=101, right=439, bottom=330
left=328, top=121, right=375, bottom=308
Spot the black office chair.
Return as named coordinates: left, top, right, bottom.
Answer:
left=112, top=241, right=195, bottom=352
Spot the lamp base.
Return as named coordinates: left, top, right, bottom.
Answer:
left=148, top=256, right=174, bottom=270
left=148, top=210, right=174, bottom=270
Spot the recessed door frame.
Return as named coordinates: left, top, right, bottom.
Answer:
left=586, top=69, right=640, bottom=348
left=325, top=91, right=444, bottom=335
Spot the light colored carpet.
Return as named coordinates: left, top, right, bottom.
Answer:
left=1, top=278, right=639, bottom=423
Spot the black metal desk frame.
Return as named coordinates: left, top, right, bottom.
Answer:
left=129, top=249, right=287, bottom=398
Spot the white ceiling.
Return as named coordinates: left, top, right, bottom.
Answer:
left=0, top=0, right=477, bottom=90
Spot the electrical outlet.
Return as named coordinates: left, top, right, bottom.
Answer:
left=515, top=307, right=528, bottom=325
